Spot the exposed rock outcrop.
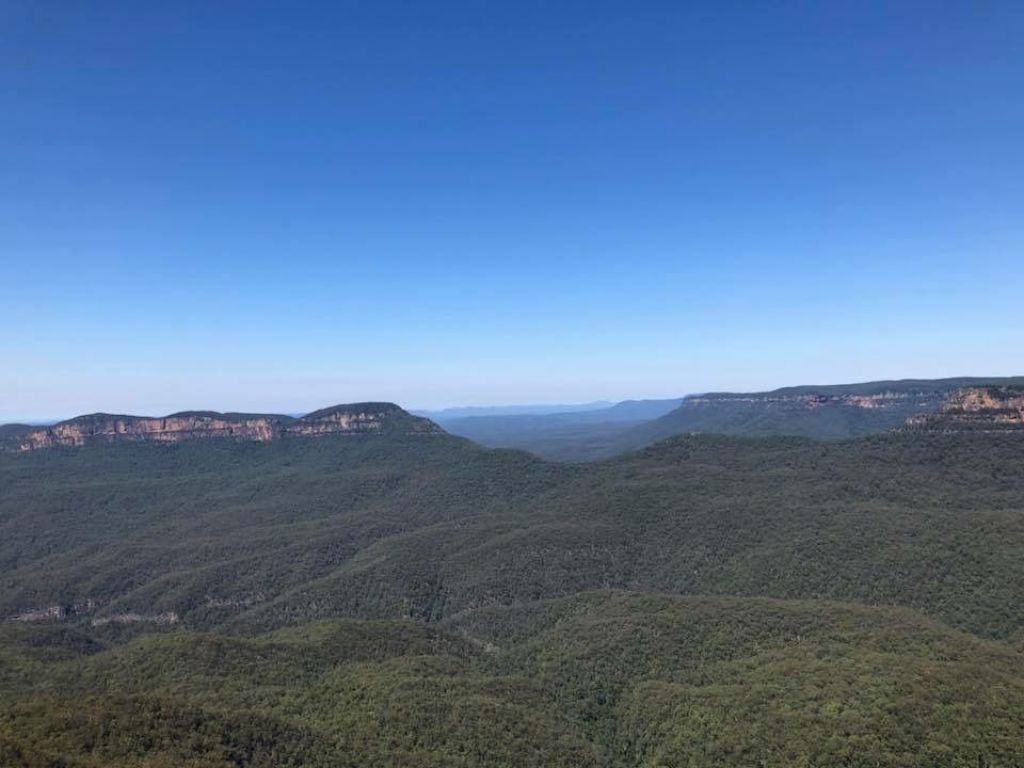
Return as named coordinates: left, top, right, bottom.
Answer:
left=90, top=612, right=180, bottom=627
left=2, top=402, right=443, bottom=452
left=684, top=390, right=947, bottom=411
left=12, top=600, right=96, bottom=622
left=903, top=386, right=1024, bottom=432
left=619, top=378, right=1024, bottom=445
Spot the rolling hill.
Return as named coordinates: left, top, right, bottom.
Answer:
left=2, top=397, right=1024, bottom=765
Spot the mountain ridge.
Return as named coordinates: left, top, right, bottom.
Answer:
left=9, top=378, right=1024, bottom=457
left=608, top=376, right=1024, bottom=454
left=1, top=402, right=442, bottom=452
left=4, top=388, right=1024, bottom=765
left=425, top=378, right=1024, bottom=460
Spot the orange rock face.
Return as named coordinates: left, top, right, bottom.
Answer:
left=944, top=387, right=1024, bottom=415
left=686, top=392, right=932, bottom=410
left=903, top=387, right=1024, bottom=431
left=8, top=404, right=441, bottom=452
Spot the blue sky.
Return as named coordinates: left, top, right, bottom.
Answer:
left=3, top=1, right=1023, bottom=420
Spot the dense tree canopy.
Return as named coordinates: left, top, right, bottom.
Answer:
left=2, top=427, right=1023, bottom=765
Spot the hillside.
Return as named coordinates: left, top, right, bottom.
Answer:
left=2, top=428, right=1024, bottom=765
left=606, top=376, right=1024, bottom=456
left=3, top=427, right=1024, bottom=635
left=2, top=409, right=1024, bottom=764
left=4, top=592, right=1023, bottom=767
left=430, top=378, right=1024, bottom=461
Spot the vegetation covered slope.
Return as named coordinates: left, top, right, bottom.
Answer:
left=2, top=593, right=1022, bottom=767
left=0, top=433, right=569, bottom=626
left=428, top=378, right=1024, bottom=461
left=0, top=619, right=601, bottom=768
left=452, top=592, right=1024, bottom=766
left=613, top=377, right=1024, bottom=453
left=3, top=429, right=1024, bottom=636
left=2, top=424, right=1024, bottom=765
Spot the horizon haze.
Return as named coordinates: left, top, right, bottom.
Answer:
left=4, top=1, right=1024, bottom=422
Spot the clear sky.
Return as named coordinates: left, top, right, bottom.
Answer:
left=3, top=1, right=1023, bottom=420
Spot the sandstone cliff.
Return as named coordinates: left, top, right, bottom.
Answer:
left=903, top=386, right=1024, bottom=432
left=3, top=402, right=443, bottom=452
left=684, top=389, right=947, bottom=411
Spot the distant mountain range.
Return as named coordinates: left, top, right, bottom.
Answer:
left=4, top=376, right=1024, bottom=765
left=429, top=398, right=683, bottom=460
left=413, top=401, right=615, bottom=419
left=4, top=381, right=1024, bottom=765
left=439, top=377, right=1024, bottom=459
left=614, top=376, right=1024, bottom=450
left=4, top=379, right=1024, bottom=458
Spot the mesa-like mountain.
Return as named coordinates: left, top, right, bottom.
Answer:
left=621, top=377, right=1024, bottom=447
left=2, top=382, right=1024, bottom=766
left=1, top=403, right=440, bottom=452
left=903, top=384, right=1024, bottom=432
left=439, top=377, right=1024, bottom=459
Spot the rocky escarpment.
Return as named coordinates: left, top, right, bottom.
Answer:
left=684, top=389, right=947, bottom=412
left=2, top=402, right=443, bottom=452
left=626, top=385, right=956, bottom=444
left=615, top=378, right=1024, bottom=446
left=903, top=386, right=1024, bottom=432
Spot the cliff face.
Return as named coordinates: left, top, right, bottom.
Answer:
left=615, top=381, right=1024, bottom=446
left=903, top=387, right=1024, bottom=431
left=4, top=403, right=443, bottom=452
left=14, top=414, right=285, bottom=450
left=684, top=390, right=947, bottom=411
left=657, top=385, right=1024, bottom=440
